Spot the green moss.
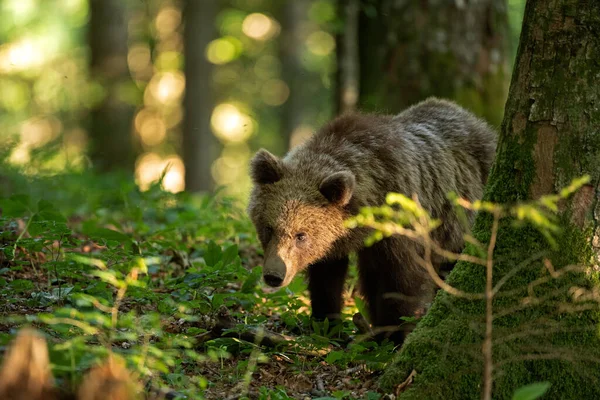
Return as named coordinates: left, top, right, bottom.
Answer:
left=379, top=211, right=600, bottom=399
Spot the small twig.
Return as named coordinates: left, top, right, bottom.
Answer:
left=482, top=210, right=500, bottom=400
left=395, top=369, right=417, bottom=396
left=12, top=214, right=34, bottom=261
left=492, top=251, right=546, bottom=295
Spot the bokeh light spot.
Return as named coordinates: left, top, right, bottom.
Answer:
left=155, top=6, right=181, bottom=36
left=135, top=110, right=167, bottom=147
left=206, top=37, right=242, bottom=65
left=0, top=39, right=45, bottom=72
left=128, top=44, right=151, bottom=73
left=135, top=153, right=185, bottom=193
left=211, top=143, right=251, bottom=196
left=147, top=72, right=185, bottom=105
left=242, top=13, right=279, bottom=41
left=210, top=103, right=254, bottom=143
left=20, top=117, right=61, bottom=148
left=306, top=31, right=335, bottom=56
left=261, top=79, right=289, bottom=106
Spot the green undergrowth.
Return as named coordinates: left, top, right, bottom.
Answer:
left=371, top=190, right=600, bottom=399
left=0, top=164, right=393, bottom=400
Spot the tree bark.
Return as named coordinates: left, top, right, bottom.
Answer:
left=380, top=1, right=600, bottom=399
left=335, top=0, right=360, bottom=114
left=358, top=0, right=510, bottom=126
left=88, top=0, right=135, bottom=173
left=280, top=0, right=312, bottom=150
left=182, top=0, right=219, bottom=192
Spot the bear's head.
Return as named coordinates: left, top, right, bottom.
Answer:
left=247, top=149, right=355, bottom=288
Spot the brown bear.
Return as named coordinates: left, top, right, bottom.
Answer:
left=247, top=98, right=497, bottom=344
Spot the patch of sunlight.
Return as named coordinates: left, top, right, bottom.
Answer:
left=135, top=153, right=185, bottom=193
left=60, top=0, right=88, bottom=27
left=2, top=0, right=37, bottom=25
left=155, top=6, right=181, bottom=37
left=0, top=39, right=45, bottom=72
left=210, top=103, right=254, bottom=143
left=146, top=72, right=185, bottom=105
left=0, top=78, right=30, bottom=111
left=211, top=146, right=251, bottom=196
left=206, top=37, right=242, bottom=65
left=135, top=110, right=166, bottom=147
left=306, top=31, right=335, bottom=56
left=9, top=117, right=62, bottom=165
left=242, top=13, right=279, bottom=41
left=128, top=43, right=151, bottom=73
left=8, top=143, right=30, bottom=165
left=20, top=117, right=62, bottom=148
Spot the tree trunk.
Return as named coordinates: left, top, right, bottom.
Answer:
left=182, top=0, right=219, bottom=193
left=380, top=1, right=600, bottom=399
left=358, top=0, right=510, bottom=126
left=335, top=0, right=360, bottom=114
left=88, top=0, right=135, bottom=172
left=280, top=0, right=312, bottom=150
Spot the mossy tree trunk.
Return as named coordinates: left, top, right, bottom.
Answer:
left=88, top=0, right=135, bottom=172
left=380, top=1, right=600, bottom=399
left=358, top=0, right=510, bottom=126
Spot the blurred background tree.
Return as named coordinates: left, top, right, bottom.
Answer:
left=357, top=0, right=510, bottom=126
left=182, top=0, right=218, bottom=192
left=0, top=0, right=527, bottom=197
left=88, top=0, right=136, bottom=172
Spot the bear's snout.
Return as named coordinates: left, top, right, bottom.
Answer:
left=263, top=253, right=288, bottom=287
left=264, top=274, right=284, bottom=287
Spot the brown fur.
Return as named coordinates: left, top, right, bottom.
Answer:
left=248, top=98, right=497, bottom=343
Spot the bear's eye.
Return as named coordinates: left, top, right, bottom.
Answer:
left=295, top=232, right=307, bottom=244
left=263, top=226, right=274, bottom=241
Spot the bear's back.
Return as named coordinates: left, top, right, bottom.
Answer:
left=283, top=98, right=496, bottom=221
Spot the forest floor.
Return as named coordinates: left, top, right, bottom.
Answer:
left=0, top=169, right=398, bottom=400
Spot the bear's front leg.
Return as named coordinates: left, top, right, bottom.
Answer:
left=307, top=257, right=349, bottom=321
left=358, top=237, right=435, bottom=345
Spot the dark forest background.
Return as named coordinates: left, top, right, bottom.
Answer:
left=0, top=0, right=526, bottom=198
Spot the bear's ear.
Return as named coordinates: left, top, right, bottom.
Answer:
left=250, top=149, right=283, bottom=185
left=319, top=171, right=355, bottom=206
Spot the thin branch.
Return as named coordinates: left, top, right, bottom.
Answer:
left=482, top=211, right=500, bottom=400
left=492, top=251, right=546, bottom=295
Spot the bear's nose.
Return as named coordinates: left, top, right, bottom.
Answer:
left=264, top=274, right=284, bottom=287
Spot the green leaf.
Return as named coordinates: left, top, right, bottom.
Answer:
left=221, top=244, right=239, bottom=266
left=512, top=382, right=551, bottom=400
left=354, top=296, right=369, bottom=323
left=325, top=350, right=344, bottom=364
left=204, top=241, right=222, bottom=267
left=0, top=194, right=31, bottom=217
left=241, top=266, right=262, bottom=293
left=87, top=227, right=131, bottom=243
left=312, top=320, right=322, bottom=336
